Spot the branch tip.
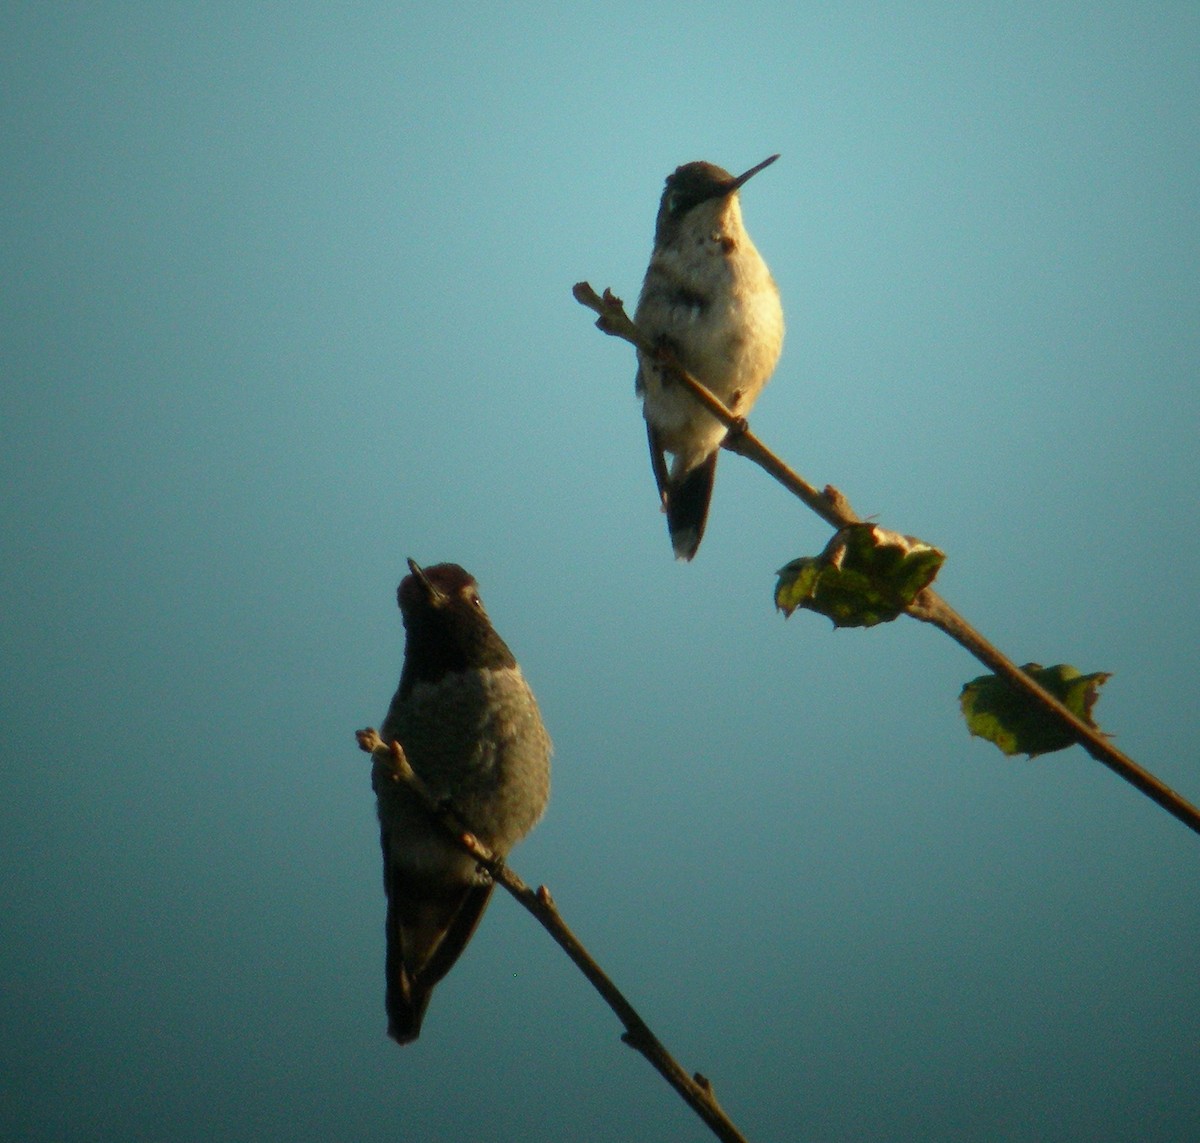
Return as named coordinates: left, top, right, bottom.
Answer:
left=355, top=727, right=381, bottom=753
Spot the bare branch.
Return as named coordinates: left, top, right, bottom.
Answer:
left=356, top=728, right=753, bottom=1143
left=573, top=281, right=1200, bottom=839
left=573, top=282, right=857, bottom=530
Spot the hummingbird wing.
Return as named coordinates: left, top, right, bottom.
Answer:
left=382, top=860, right=495, bottom=1044
left=645, top=422, right=671, bottom=508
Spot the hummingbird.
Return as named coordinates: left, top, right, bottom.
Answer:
left=635, top=154, right=785, bottom=560
left=373, top=559, right=551, bottom=1044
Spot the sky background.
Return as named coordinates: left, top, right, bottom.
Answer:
left=2, top=4, right=1198, bottom=1141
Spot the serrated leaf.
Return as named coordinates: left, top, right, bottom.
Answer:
left=775, top=524, right=945, bottom=627
left=959, top=663, right=1112, bottom=758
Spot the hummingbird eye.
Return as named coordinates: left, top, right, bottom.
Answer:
left=665, top=189, right=686, bottom=217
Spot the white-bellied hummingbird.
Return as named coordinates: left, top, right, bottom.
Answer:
left=635, top=155, right=784, bottom=559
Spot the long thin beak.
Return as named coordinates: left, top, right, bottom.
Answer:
left=728, top=153, right=780, bottom=193
left=406, top=558, right=445, bottom=604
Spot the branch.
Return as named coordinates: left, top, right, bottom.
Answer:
left=573, top=282, right=858, bottom=530
left=908, top=593, right=1200, bottom=834
left=356, top=728, right=752, bottom=1143
left=573, top=281, right=1200, bottom=839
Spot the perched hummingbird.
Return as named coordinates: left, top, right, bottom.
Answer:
left=635, top=154, right=785, bottom=560
left=373, top=559, right=551, bottom=1044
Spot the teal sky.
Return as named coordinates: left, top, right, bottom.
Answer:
left=3, top=5, right=1198, bottom=1141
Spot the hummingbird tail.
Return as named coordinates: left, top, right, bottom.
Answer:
left=667, top=451, right=718, bottom=561
left=385, top=978, right=432, bottom=1045
left=384, top=878, right=494, bottom=1044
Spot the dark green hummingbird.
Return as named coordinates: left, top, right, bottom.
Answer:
left=373, top=560, right=551, bottom=1044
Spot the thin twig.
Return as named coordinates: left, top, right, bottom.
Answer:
left=908, top=592, right=1200, bottom=835
left=573, top=280, right=1200, bottom=838
left=573, top=282, right=857, bottom=530
left=356, top=728, right=752, bottom=1143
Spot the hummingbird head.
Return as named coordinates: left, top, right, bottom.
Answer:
left=654, top=154, right=779, bottom=246
left=396, top=560, right=517, bottom=693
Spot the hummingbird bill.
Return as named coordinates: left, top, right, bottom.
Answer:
left=635, top=155, right=784, bottom=560
left=372, top=560, right=551, bottom=1044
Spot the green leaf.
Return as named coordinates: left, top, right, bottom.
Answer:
left=959, top=663, right=1112, bottom=758
left=775, top=524, right=945, bottom=627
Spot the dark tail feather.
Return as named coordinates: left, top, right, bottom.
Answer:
left=667, top=452, right=718, bottom=561
left=385, top=880, right=494, bottom=1045
left=385, top=973, right=431, bottom=1045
